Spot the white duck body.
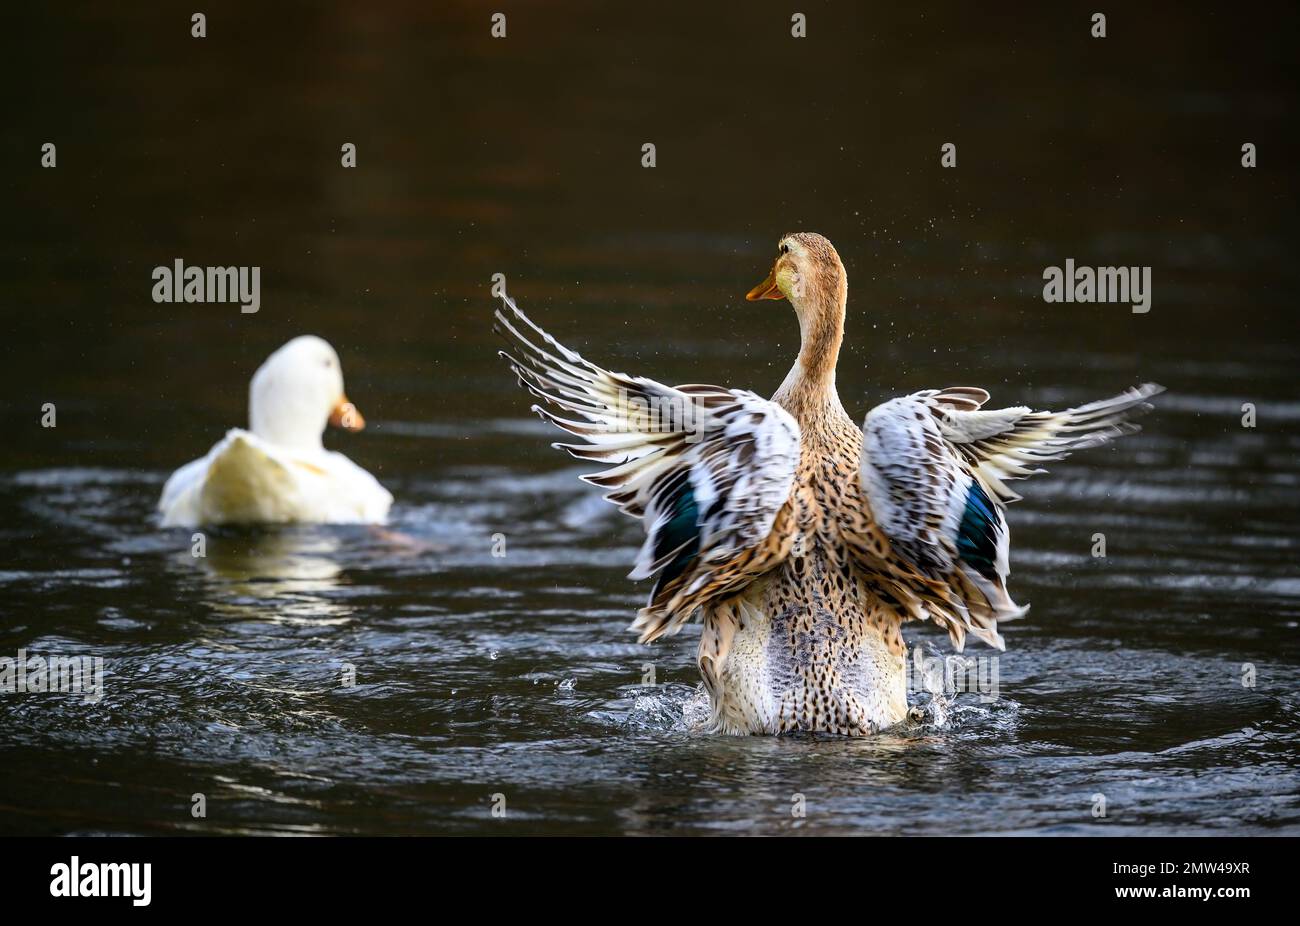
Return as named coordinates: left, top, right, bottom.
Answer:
left=158, top=336, right=392, bottom=528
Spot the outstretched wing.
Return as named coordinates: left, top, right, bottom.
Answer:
left=495, top=296, right=801, bottom=643
left=858, top=384, right=1162, bottom=650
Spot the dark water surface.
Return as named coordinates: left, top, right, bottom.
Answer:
left=2, top=3, right=1298, bottom=834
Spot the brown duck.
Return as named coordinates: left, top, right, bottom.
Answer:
left=497, top=232, right=1161, bottom=735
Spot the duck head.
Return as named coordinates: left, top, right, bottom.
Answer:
left=746, top=232, right=847, bottom=314
left=248, top=335, right=365, bottom=451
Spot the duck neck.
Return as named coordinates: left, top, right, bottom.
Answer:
left=774, top=286, right=847, bottom=424
left=249, top=395, right=326, bottom=453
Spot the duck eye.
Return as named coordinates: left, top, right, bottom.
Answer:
left=780, top=244, right=789, bottom=255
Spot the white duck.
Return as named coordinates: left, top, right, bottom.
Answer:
left=158, top=335, right=393, bottom=527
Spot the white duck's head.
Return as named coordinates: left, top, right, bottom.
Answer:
left=248, top=335, right=365, bottom=451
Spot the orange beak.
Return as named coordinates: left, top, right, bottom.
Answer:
left=329, top=395, right=365, bottom=432
left=745, top=263, right=785, bottom=301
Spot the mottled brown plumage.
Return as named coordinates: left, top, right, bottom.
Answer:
left=497, top=232, right=1161, bottom=736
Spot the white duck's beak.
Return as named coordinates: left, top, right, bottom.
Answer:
left=329, top=395, right=365, bottom=431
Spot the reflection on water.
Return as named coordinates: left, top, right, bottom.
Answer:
left=188, top=529, right=353, bottom=626
left=2, top=3, right=1298, bottom=834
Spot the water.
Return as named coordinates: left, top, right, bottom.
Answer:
left=2, top=3, right=1298, bottom=834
